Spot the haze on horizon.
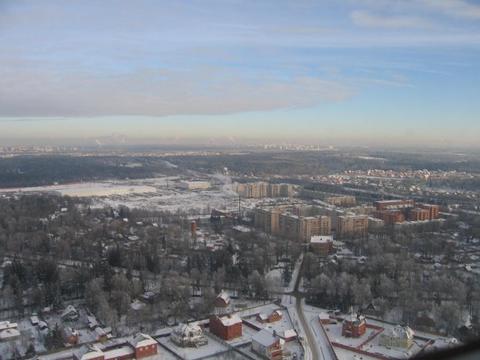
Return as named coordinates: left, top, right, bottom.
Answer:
left=1, top=0, right=479, bottom=147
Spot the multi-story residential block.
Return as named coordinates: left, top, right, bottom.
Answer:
left=337, top=215, right=369, bottom=238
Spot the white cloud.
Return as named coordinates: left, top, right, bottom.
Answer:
left=0, top=66, right=352, bottom=117
left=351, top=10, right=433, bottom=29
left=420, top=0, right=480, bottom=20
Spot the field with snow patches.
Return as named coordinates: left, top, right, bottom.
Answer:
left=0, top=177, right=261, bottom=215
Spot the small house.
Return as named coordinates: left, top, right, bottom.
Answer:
left=251, top=329, right=284, bottom=360
left=61, top=305, right=79, bottom=321
left=129, top=333, right=158, bottom=359
left=215, top=291, right=231, bottom=308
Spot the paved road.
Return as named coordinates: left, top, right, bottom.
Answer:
left=295, top=295, right=320, bottom=360
left=291, top=252, right=337, bottom=360
left=292, top=254, right=321, bottom=360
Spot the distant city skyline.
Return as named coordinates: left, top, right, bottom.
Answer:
left=1, top=0, right=479, bottom=146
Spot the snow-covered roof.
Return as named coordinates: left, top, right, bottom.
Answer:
left=253, top=329, right=278, bottom=347
left=38, top=321, right=48, bottom=329
left=87, top=315, right=98, bottom=327
left=384, top=326, right=415, bottom=340
left=218, top=314, right=242, bottom=326
left=258, top=313, right=268, bottom=321
left=95, top=327, right=107, bottom=337
left=0, top=321, right=17, bottom=331
left=310, top=235, right=334, bottom=244
left=282, top=329, right=297, bottom=339
left=104, top=345, right=134, bottom=358
left=0, top=328, right=20, bottom=340
left=61, top=305, right=78, bottom=318
left=344, top=312, right=365, bottom=324
left=216, top=291, right=230, bottom=304
left=319, top=312, right=330, bottom=320
left=129, top=333, right=157, bottom=348
left=173, top=323, right=203, bottom=337
left=74, top=345, right=103, bottom=360
left=232, top=225, right=251, bottom=233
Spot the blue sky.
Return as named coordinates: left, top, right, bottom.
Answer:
left=0, top=0, right=479, bottom=146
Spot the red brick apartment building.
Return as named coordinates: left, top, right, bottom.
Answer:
left=374, top=200, right=439, bottom=224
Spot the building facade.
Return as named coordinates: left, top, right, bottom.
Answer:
left=209, top=314, right=242, bottom=341
left=337, top=215, right=369, bottom=238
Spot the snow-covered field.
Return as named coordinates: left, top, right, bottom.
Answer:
left=0, top=181, right=157, bottom=197
left=0, top=177, right=258, bottom=215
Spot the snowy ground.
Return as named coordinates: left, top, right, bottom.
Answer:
left=0, top=318, right=47, bottom=358
left=302, top=305, right=456, bottom=360
left=0, top=176, right=281, bottom=216
left=157, top=334, right=230, bottom=360
left=0, top=181, right=157, bottom=197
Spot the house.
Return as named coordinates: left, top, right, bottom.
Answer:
left=268, top=310, right=282, bottom=323
left=209, top=314, right=242, bottom=341
left=74, top=344, right=105, bottom=360
left=171, top=322, right=208, bottom=347
left=64, top=327, right=79, bottom=345
left=0, top=328, right=21, bottom=342
left=257, top=310, right=282, bottom=324
left=95, top=327, right=110, bottom=342
left=360, top=302, right=381, bottom=317
left=215, top=291, right=231, bottom=308
left=279, top=329, right=297, bottom=342
left=87, top=315, right=99, bottom=330
left=251, top=329, right=284, bottom=360
left=140, top=291, right=158, bottom=304
left=61, top=305, right=79, bottom=321
left=342, top=312, right=366, bottom=338
left=0, top=321, right=18, bottom=332
left=39, top=321, right=49, bottom=331
left=30, top=315, right=40, bottom=326
left=318, top=312, right=332, bottom=325
left=379, top=325, right=415, bottom=349
left=257, top=313, right=269, bottom=323
left=129, top=333, right=158, bottom=359
left=310, top=235, right=334, bottom=256
left=0, top=321, right=20, bottom=342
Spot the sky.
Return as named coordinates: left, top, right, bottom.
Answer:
left=0, top=0, right=479, bottom=147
